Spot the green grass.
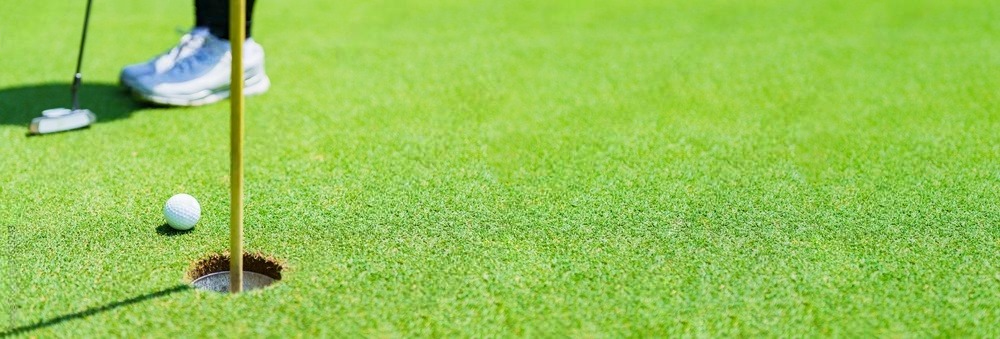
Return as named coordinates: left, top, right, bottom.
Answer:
left=2, top=0, right=999, bottom=336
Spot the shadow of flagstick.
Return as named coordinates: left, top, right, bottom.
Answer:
left=2, top=284, right=190, bottom=337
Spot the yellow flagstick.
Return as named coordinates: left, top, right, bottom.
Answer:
left=229, top=0, right=246, bottom=294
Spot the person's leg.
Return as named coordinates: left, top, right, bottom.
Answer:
left=196, top=0, right=257, bottom=40
left=195, top=0, right=207, bottom=28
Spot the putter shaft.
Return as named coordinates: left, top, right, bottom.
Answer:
left=73, top=0, right=93, bottom=110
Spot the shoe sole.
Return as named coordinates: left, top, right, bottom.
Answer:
left=132, top=71, right=270, bottom=107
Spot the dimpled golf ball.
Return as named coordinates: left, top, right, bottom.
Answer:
left=164, top=194, right=201, bottom=230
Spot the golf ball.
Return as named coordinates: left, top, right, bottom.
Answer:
left=164, top=194, right=201, bottom=230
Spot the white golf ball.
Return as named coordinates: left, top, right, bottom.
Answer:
left=164, top=194, right=201, bottom=230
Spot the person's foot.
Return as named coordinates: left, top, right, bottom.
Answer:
left=130, top=34, right=270, bottom=106
left=119, top=27, right=210, bottom=90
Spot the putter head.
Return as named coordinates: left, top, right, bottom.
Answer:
left=29, top=108, right=96, bottom=134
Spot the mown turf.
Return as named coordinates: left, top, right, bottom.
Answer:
left=2, top=0, right=999, bottom=336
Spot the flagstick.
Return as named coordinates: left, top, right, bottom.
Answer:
left=229, top=0, right=246, bottom=294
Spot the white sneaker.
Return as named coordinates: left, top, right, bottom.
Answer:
left=131, top=34, right=270, bottom=106
left=119, top=27, right=210, bottom=89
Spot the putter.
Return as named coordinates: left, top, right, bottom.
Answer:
left=30, top=0, right=97, bottom=135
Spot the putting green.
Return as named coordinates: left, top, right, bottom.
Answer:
left=2, top=0, right=998, bottom=336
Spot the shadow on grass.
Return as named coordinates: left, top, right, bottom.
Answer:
left=0, top=82, right=144, bottom=133
left=156, top=223, right=192, bottom=236
left=1, top=284, right=189, bottom=337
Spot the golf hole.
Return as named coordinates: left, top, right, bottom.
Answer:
left=188, top=252, right=284, bottom=293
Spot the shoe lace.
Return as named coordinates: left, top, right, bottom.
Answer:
left=165, top=31, right=205, bottom=64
